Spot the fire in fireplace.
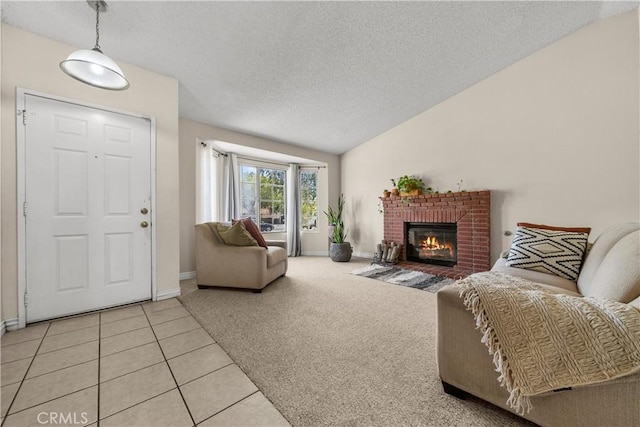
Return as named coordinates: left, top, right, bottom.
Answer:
left=405, top=222, right=457, bottom=267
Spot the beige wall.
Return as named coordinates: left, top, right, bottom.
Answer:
left=1, top=25, right=180, bottom=323
left=179, top=118, right=340, bottom=273
left=341, top=10, right=640, bottom=261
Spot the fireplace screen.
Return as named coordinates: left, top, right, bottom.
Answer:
left=405, top=223, right=457, bottom=267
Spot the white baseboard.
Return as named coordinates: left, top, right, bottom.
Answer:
left=156, top=288, right=182, bottom=301
left=353, top=252, right=374, bottom=259
left=301, top=251, right=373, bottom=259
left=179, top=271, right=196, bottom=280
left=302, top=251, right=329, bottom=256
left=1, top=318, right=20, bottom=335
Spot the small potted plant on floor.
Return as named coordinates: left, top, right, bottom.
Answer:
left=397, top=175, right=425, bottom=197
left=324, top=193, right=352, bottom=262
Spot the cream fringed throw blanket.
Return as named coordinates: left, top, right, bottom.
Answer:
left=456, top=272, right=640, bottom=414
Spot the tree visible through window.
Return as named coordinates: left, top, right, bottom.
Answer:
left=239, top=164, right=286, bottom=232
left=300, top=170, right=318, bottom=231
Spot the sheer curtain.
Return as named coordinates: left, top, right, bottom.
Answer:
left=199, top=143, right=215, bottom=222
left=198, top=142, right=226, bottom=223
left=287, top=163, right=302, bottom=256
left=223, top=152, right=240, bottom=221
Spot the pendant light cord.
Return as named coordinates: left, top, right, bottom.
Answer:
left=94, top=1, right=101, bottom=50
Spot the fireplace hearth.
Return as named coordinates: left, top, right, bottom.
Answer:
left=406, top=223, right=457, bottom=267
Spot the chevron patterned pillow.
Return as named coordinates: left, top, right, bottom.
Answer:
left=506, top=226, right=589, bottom=281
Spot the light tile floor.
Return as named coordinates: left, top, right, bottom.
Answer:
left=1, top=299, right=290, bottom=427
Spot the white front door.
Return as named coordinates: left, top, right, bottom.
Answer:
left=24, top=94, right=152, bottom=322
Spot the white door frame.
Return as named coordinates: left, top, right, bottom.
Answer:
left=16, top=88, right=158, bottom=328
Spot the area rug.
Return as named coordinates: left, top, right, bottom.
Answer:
left=350, top=263, right=456, bottom=292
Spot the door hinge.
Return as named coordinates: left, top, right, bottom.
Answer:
left=18, top=109, right=27, bottom=125
left=23, top=201, right=27, bottom=217
left=24, top=292, right=29, bottom=307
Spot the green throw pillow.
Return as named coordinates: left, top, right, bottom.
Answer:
left=216, top=221, right=258, bottom=246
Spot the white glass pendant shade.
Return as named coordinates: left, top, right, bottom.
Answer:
left=60, top=48, right=129, bottom=90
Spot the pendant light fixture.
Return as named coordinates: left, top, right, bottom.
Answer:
left=60, top=0, right=129, bottom=90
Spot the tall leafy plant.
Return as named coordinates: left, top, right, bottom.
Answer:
left=324, top=193, right=347, bottom=243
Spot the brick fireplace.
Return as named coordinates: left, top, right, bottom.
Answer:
left=382, top=190, right=491, bottom=279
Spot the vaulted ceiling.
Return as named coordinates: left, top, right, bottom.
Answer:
left=2, top=1, right=638, bottom=154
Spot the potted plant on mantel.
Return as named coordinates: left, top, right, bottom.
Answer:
left=324, top=193, right=352, bottom=262
left=390, top=179, right=399, bottom=196
left=397, top=175, right=425, bottom=197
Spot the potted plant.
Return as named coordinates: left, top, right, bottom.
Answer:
left=390, top=179, right=399, bottom=196
left=397, top=175, right=425, bottom=196
left=324, top=193, right=352, bottom=262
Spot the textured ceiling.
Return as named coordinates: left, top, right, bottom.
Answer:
left=2, top=1, right=638, bottom=155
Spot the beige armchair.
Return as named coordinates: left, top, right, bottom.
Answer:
left=195, top=222, right=288, bottom=292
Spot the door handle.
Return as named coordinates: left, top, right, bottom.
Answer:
left=140, top=221, right=149, bottom=228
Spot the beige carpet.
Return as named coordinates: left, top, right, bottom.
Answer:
left=179, top=257, right=530, bottom=427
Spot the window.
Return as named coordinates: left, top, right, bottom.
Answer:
left=239, top=164, right=286, bottom=233
left=300, top=169, right=318, bottom=231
